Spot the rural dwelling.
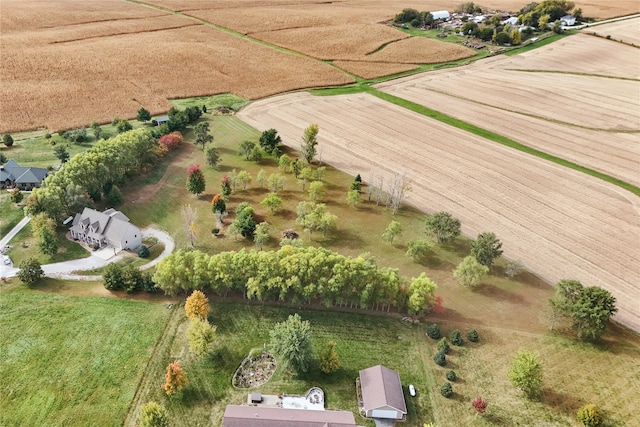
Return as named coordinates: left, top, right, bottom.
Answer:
left=69, top=207, right=142, bottom=250
left=358, top=365, right=407, bottom=420
left=0, top=160, right=48, bottom=190
left=560, top=15, right=576, bottom=26
left=501, top=16, right=519, bottom=26
left=154, top=116, right=169, bottom=126
left=430, top=10, right=451, bottom=21
left=222, top=405, right=361, bottom=427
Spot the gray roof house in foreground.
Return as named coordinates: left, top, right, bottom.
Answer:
left=0, top=160, right=48, bottom=190
left=359, top=365, right=407, bottom=420
left=222, top=405, right=361, bottom=427
left=69, top=207, right=141, bottom=250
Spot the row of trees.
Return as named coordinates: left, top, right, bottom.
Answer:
left=152, top=246, right=440, bottom=314
left=26, top=128, right=157, bottom=220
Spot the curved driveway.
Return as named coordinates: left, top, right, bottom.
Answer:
left=1, top=226, right=174, bottom=280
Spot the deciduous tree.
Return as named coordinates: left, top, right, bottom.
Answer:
left=139, top=401, right=169, bottom=427
left=237, top=170, right=252, bottom=190
left=259, top=128, right=281, bottom=155
left=425, top=212, right=460, bottom=244
left=162, top=360, right=188, bottom=396
left=254, top=222, right=270, bottom=250
left=260, top=193, right=282, bottom=214
left=470, top=232, right=503, bottom=268
left=204, top=145, right=220, bottom=168
left=187, top=318, right=217, bottom=357
left=300, top=124, right=319, bottom=164
left=346, top=189, right=361, bottom=208
left=472, top=396, right=488, bottom=415
left=181, top=204, right=198, bottom=248
left=508, top=349, right=543, bottom=399
left=9, top=188, right=23, bottom=204
left=308, top=181, right=324, bottom=202
left=193, top=122, right=213, bottom=149
left=319, top=340, right=340, bottom=373
left=38, top=226, right=58, bottom=256
left=453, top=256, right=489, bottom=287
left=270, top=313, right=313, bottom=374
left=186, top=164, right=205, bottom=196
left=382, top=220, right=403, bottom=244
left=53, top=144, right=70, bottom=163
left=158, top=132, right=182, bottom=151
left=17, top=258, right=44, bottom=286
left=185, top=290, right=209, bottom=320
left=407, top=273, right=437, bottom=315
left=238, top=140, right=256, bottom=160
left=406, top=240, right=431, bottom=262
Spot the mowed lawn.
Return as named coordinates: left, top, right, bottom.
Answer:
left=131, top=301, right=433, bottom=427
left=0, top=289, right=171, bottom=427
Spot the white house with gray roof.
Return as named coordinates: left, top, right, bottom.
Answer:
left=69, top=207, right=141, bottom=250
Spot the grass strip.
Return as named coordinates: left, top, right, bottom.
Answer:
left=367, top=88, right=640, bottom=196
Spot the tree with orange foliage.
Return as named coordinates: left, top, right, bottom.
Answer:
left=161, top=360, right=188, bottom=396
left=185, top=290, right=209, bottom=320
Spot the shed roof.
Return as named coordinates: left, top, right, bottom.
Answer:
left=359, top=365, right=407, bottom=414
left=222, top=405, right=359, bottom=427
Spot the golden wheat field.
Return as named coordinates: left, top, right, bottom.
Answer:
left=332, top=61, right=419, bottom=79
left=238, top=91, right=640, bottom=333
left=587, top=16, right=640, bottom=45
left=2, top=0, right=637, bottom=133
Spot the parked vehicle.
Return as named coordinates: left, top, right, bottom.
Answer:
left=409, top=384, right=416, bottom=397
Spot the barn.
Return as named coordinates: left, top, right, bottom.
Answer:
left=430, top=10, right=451, bottom=21
left=359, top=365, right=407, bottom=420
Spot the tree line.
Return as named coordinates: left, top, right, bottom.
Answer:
left=152, top=246, right=439, bottom=314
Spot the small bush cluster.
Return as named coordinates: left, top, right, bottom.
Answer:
left=467, top=328, right=479, bottom=342
left=450, top=330, right=464, bottom=346
left=137, top=244, right=150, bottom=258
left=103, top=263, right=156, bottom=294
left=446, top=370, right=457, bottom=381
left=427, top=323, right=441, bottom=339
left=433, top=351, right=446, bottom=366
left=576, top=404, right=600, bottom=427
left=440, top=382, right=453, bottom=397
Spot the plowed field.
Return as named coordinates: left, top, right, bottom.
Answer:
left=587, top=16, right=640, bottom=45
left=238, top=92, right=640, bottom=332
left=376, top=33, right=640, bottom=186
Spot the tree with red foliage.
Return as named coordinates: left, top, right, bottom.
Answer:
left=433, top=295, right=444, bottom=314
left=221, top=175, right=231, bottom=197
left=186, top=164, right=205, bottom=196
left=162, top=360, right=188, bottom=396
left=158, top=132, right=183, bottom=151
left=472, top=396, right=487, bottom=415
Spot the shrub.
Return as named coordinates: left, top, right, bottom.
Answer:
left=433, top=351, right=446, bottom=366
left=437, top=338, right=450, bottom=354
left=427, top=323, right=441, bottom=339
left=450, top=330, right=464, bottom=346
left=3, top=134, right=14, bottom=147
left=446, top=370, right=457, bottom=381
left=440, top=382, right=453, bottom=397
left=158, top=131, right=183, bottom=151
left=576, top=404, right=600, bottom=427
left=137, top=244, right=150, bottom=258
left=467, top=328, right=479, bottom=342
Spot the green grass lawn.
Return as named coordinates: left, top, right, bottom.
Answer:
left=0, top=192, right=25, bottom=237
left=0, top=289, right=171, bottom=427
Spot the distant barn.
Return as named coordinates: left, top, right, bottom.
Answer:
left=430, top=10, right=451, bottom=21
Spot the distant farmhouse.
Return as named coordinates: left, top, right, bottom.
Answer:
left=69, top=207, right=142, bottom=250
left=560, top=14, right=576, bottom=26
left=0, top=160, right=48, bottom=190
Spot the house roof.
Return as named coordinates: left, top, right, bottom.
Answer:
left=359, top=365, right=407, bottom=414
left=222, top=405, right=359, bottom=427
left=0, top=160, right=48, bottom=184
left=69, top=207, right=139, bottom=244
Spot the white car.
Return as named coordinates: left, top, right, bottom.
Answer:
left=3, top=255, right=11, bottom=265
left=409, top=384, right=416, bottom=397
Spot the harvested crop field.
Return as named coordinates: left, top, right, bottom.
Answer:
left=367, top=37, right=475, bottom=64
left=587, top=16, right=640, bottom=46
left=376, top=32, right=640, bottom=186
left=238, top=91, right=640, bottom=332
